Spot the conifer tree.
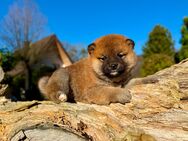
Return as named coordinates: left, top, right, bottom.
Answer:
left=178, top=17, right=188, bottom=61
left=141, top=25, right=175, bottom=76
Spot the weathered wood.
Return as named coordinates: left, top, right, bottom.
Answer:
left=0, top=59, right=188, bottom=141
left=0, top=66, right=8, bottom=97
left=0, top=66, right=4, bottom=82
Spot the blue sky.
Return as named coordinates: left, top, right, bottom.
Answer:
left=0, top=0, right=188, bottom=55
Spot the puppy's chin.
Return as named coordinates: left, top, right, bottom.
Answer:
left=105, top=70, right=125, bottom=78
left=110, top=71, right=118, bottom=76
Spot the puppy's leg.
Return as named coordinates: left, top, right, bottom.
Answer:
left=83, top=86, right=131, bottom=105
left=43, top=68, right=70, bottom=103
left=125, top=76, right=159, bottom=89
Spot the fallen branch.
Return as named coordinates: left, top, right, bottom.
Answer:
left=0, top=59, right=188, bottom=141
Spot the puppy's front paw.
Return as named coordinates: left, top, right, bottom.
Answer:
left=115, top=90, right=132, bottom=104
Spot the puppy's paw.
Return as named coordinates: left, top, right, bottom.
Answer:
left=115, top=90, right=132, bottom=104
left=57, top=91, right=67, bottom=102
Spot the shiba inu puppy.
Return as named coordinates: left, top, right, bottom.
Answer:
left=38, top=34, right=137, bottom=105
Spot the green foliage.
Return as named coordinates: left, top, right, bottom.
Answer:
left=0, top=49, right=25, bottom=100
left=140, top=54, right=174, bottom=76
left=142, top=25, right=175, bottom=58
left=177, top=17, right=188, bottom=61
left=178, top=45, right=188, bottom=61
left=0, top=49, right=16, bottom=71
left=141, top=25, right=175, bottom=76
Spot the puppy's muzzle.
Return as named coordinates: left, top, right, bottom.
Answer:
left=108, top=63, right=119, bottom=70
left=104, top=62, right=125, bottom=77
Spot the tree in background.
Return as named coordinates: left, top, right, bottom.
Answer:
left=0, top=49, right=15, bottom=72
left=0, top=0, right=47, bottom=100
left=177, top=17, right=188, bottom=62
left=0, top=0, right=47, bottom=50
left=80, top=48, right=87, bottom=59
left=63, top=41, right=87, bottom=62
left=141, top=25, right=175, bottom=76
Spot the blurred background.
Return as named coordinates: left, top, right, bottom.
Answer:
left=0, top=0, right=188, bottom=101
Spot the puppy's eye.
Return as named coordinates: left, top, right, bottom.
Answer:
left=98, top=56, right=107, bottom=62
left=117, top=52, right=127, bottom=58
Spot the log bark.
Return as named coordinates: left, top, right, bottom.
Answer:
left=0, top=59, right=188, bottom=141
left=0, top=66, right=8, bottom=98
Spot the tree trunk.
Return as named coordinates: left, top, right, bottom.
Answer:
left=24, top=63, right=30, bottom=91
left=0, top=59, right=188, bottom=141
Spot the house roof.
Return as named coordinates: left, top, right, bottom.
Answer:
left=27, top=34, right=73, bottom=66
left=7, top=35, right=73, bottom=77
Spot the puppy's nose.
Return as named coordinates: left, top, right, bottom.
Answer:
left=110, top=63, right=118, bottom=70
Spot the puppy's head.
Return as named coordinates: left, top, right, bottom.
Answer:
left=88, top=34, right=137, bottom=83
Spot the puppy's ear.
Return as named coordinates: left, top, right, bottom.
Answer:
left=125, top=39, right=135, bottom=49
left=88, top=43, right=96, bottom=54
